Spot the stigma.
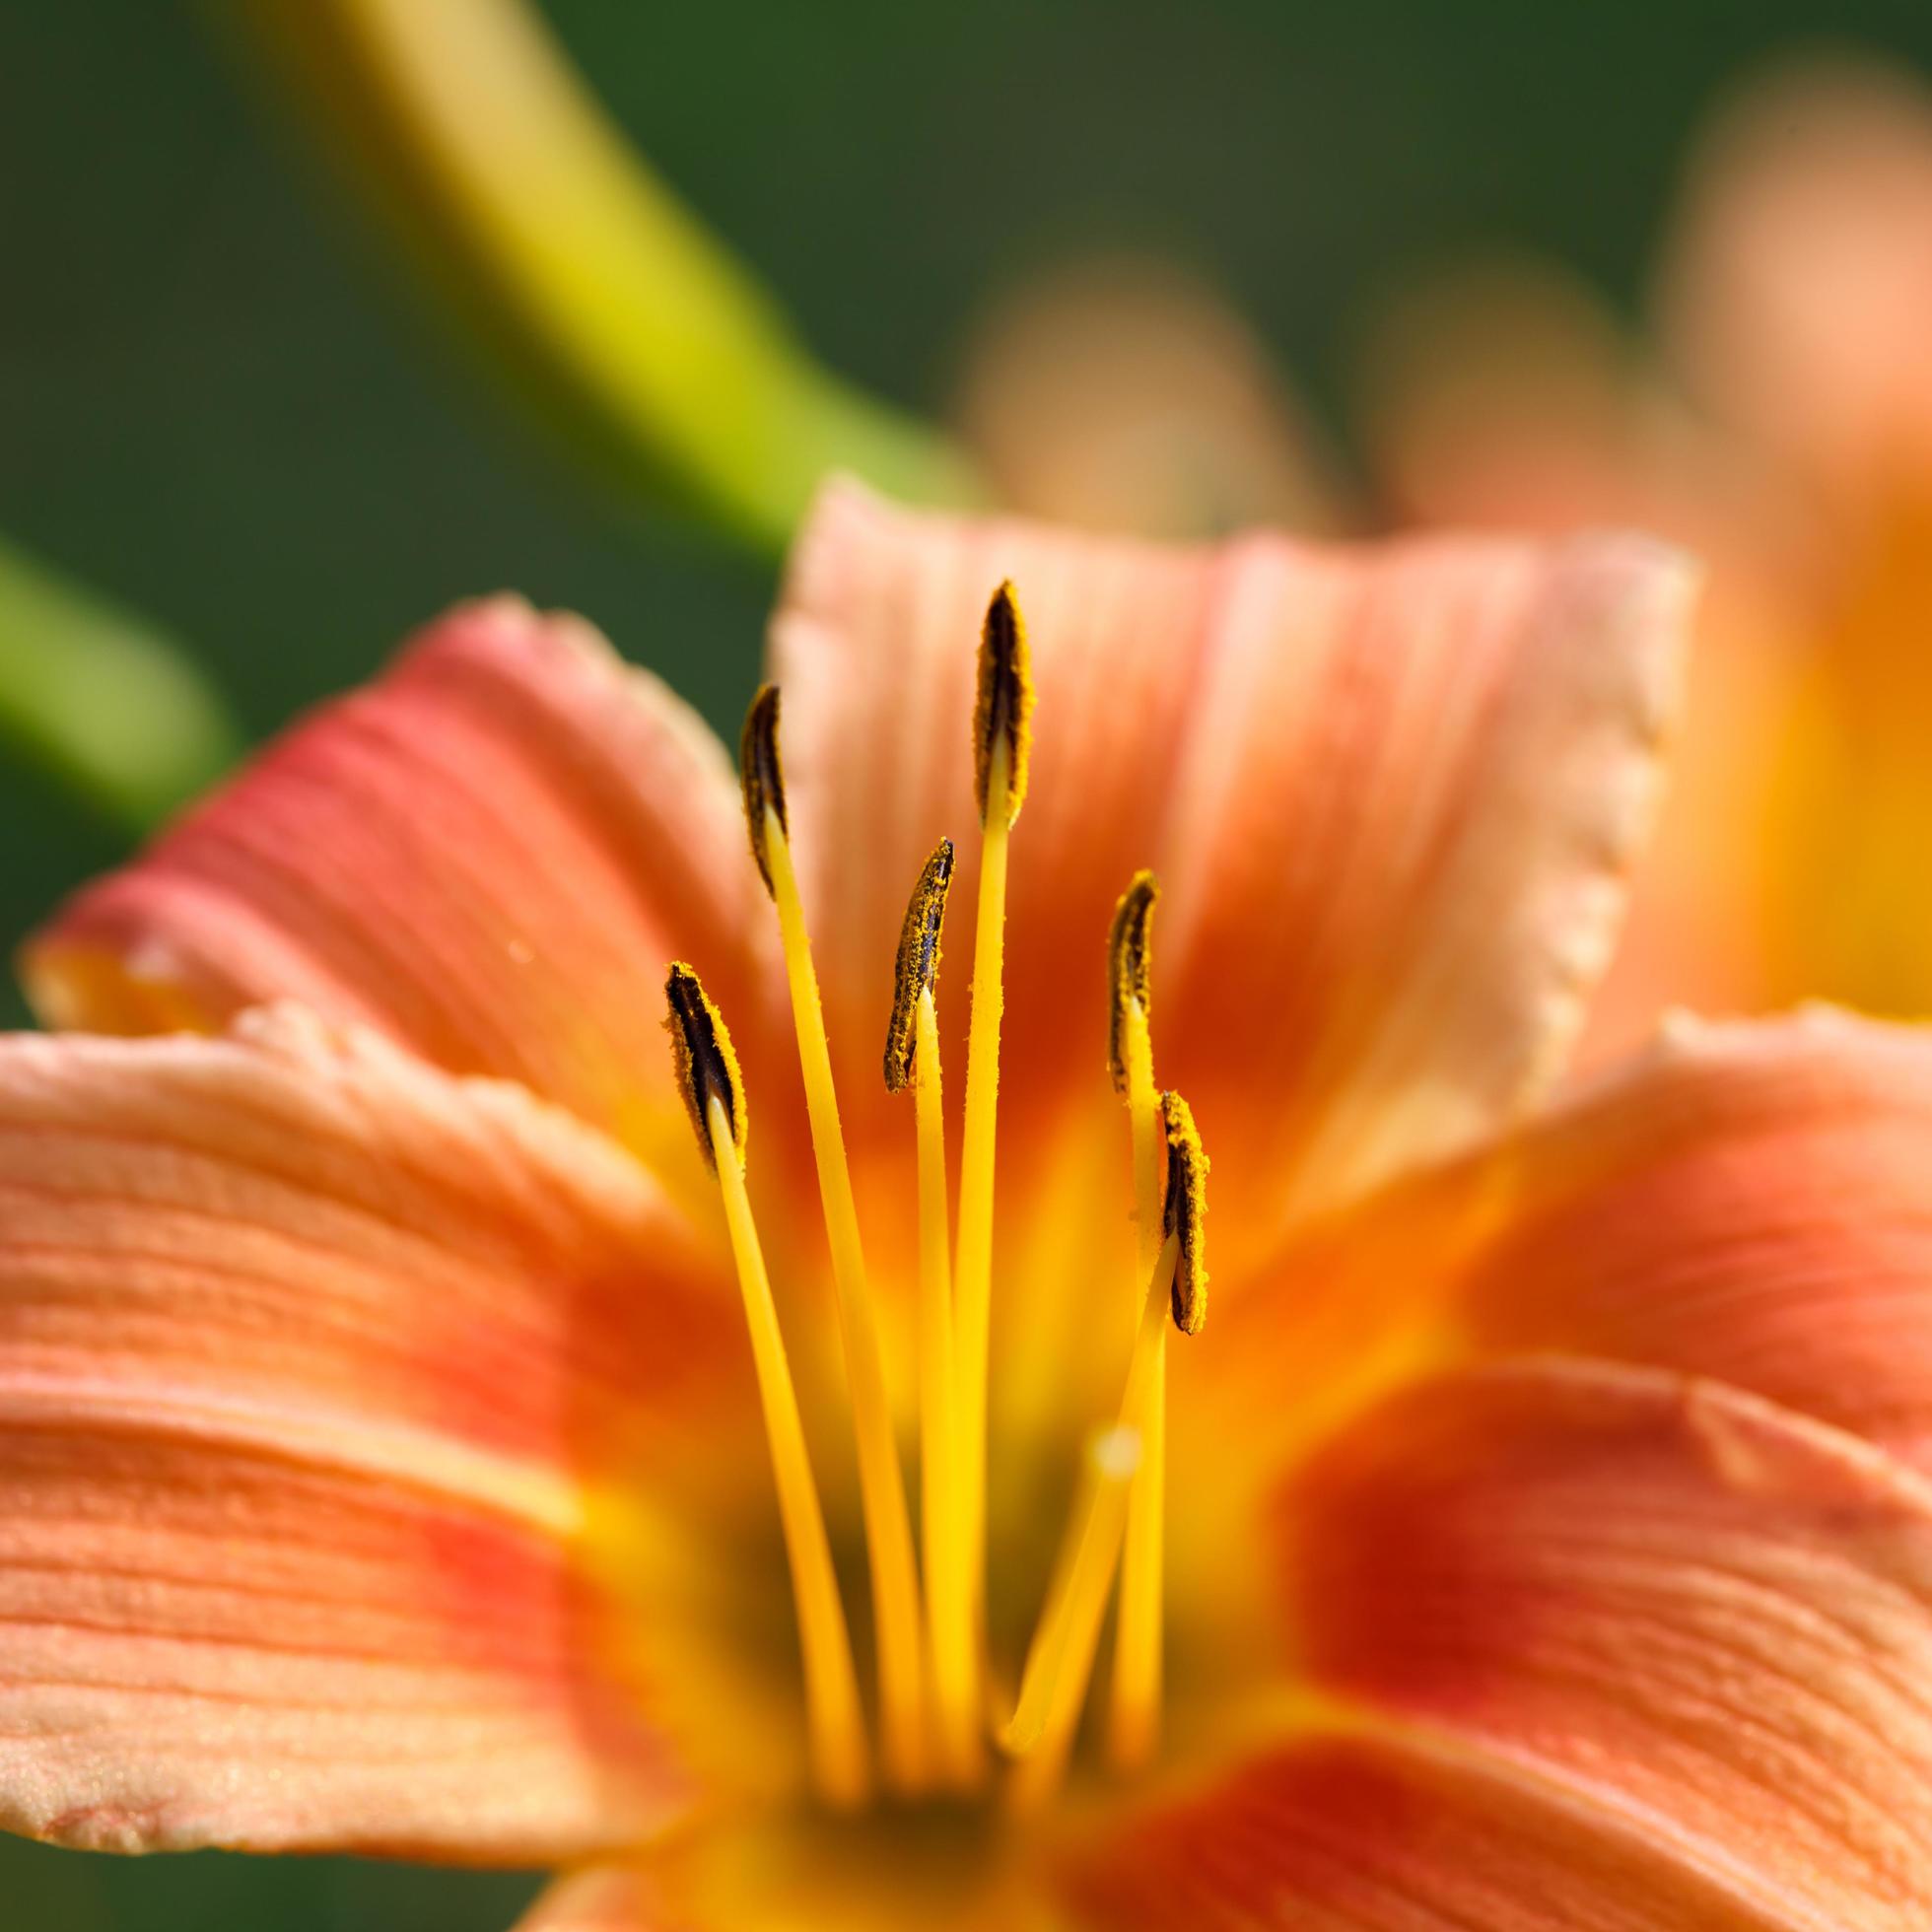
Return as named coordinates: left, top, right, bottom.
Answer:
left=665, top=582, right=1207, bottom=1810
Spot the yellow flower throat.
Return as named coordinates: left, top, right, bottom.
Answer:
left=663, top=584, right=1208, bottom=1813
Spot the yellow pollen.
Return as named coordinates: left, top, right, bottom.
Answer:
left=663, top=970, right=868, bottom=1809
left=741, top=691, right=928, bottom=1791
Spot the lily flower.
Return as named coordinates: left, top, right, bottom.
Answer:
left=1359, top=55, right=1932, bottom=1052
left=10, top=478, right=1924, bottom=1929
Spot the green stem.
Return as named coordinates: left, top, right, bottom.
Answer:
left=217, top=0, right=982, bottom=552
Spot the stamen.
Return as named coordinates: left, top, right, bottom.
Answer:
left=739, top=691, right=928, bottom=1791
left=1000, top=1090, right=1208, bottom=1804
left=1106, top=870, right=1166, bottom=1770
left=886, top=842, right=979, bottom=1780
left=999, top=1230, right=1181, bottom=1800
left=663, top=965, right=869, bottom=1809
left=956, top=581, right=1034, bottom=1671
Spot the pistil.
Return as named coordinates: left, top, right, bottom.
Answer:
left=741, top=688, right=928, bottom=1790
left=664, top=964, right=870, bottom=1810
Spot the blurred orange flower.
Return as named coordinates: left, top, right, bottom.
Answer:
left=1361, top=57, right=1932, bottom=1054
left=10, top=482, right=1932, bottom=1928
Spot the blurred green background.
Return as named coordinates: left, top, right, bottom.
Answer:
left=2, top=1, right=1931, bottom=1925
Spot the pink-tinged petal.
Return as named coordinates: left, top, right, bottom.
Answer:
left=22, top=597, right=766, bottom=1180
left=0, top=1013, right=753, bottom=1858
left=773, top=480, right=1691, bottom=1251
left=1077, top=1359, right=1932, bottom=1928
left=1661, top=58, right=1932, bottom=503
left=770, top=478, right=1232, bottom=1173
left=1156, top=522, right=1690, bottom=1239
left=1453, top=1011, right=1932, bottom=1468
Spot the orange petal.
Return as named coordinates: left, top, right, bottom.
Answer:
left=773, top=481, right=1691, bottom=1254
left=22, top=596, right=767, bottom=1183
left=0, top=1012, right=748, bottom=1857
left=1454, top=1009, right=1932, bottom=1469
left=1156, top=524, right=1691, bottom=1241
left=1193, top=1009, right=1932, bottom=1491
left=1073, top=1358, right=1932, bottom=1927
left=1661, top=57, right=1932, bottom=504
left=1064, top=1730, right=1831, bottom=1930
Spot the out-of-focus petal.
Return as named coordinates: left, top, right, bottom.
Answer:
left=0, top=1013, right=751, bottom=1857
left=23, top=597, right=765, bottom=1187
left=772, top=480, right=1691, bottom=1253
left=1652, top=61, right=1932, bottom=1020
left=953, top=254, right=1346, bottom=539
left=1363, top=261, right=1717, bottom=538
left=1756, top=487, right=1932, bottom=1020
left=1072, top=1358, right=1932, bottom=1928
left=1661, top=58, right=1932, bottom=505
left=1355, top=259, right=1805, bottom=1061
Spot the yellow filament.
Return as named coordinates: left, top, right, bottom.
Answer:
left=1109, top=996, right=1165, bottom=1768
left=999, top=1230, right=1179, bottom=1799
left=914, top=987, right=979, bottom=1779
left=762, top=806, right=928, bottom=1788
left=706, top=1093, right=870, bottom=1810
left=955, top=733, right=1012, bottom=1655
